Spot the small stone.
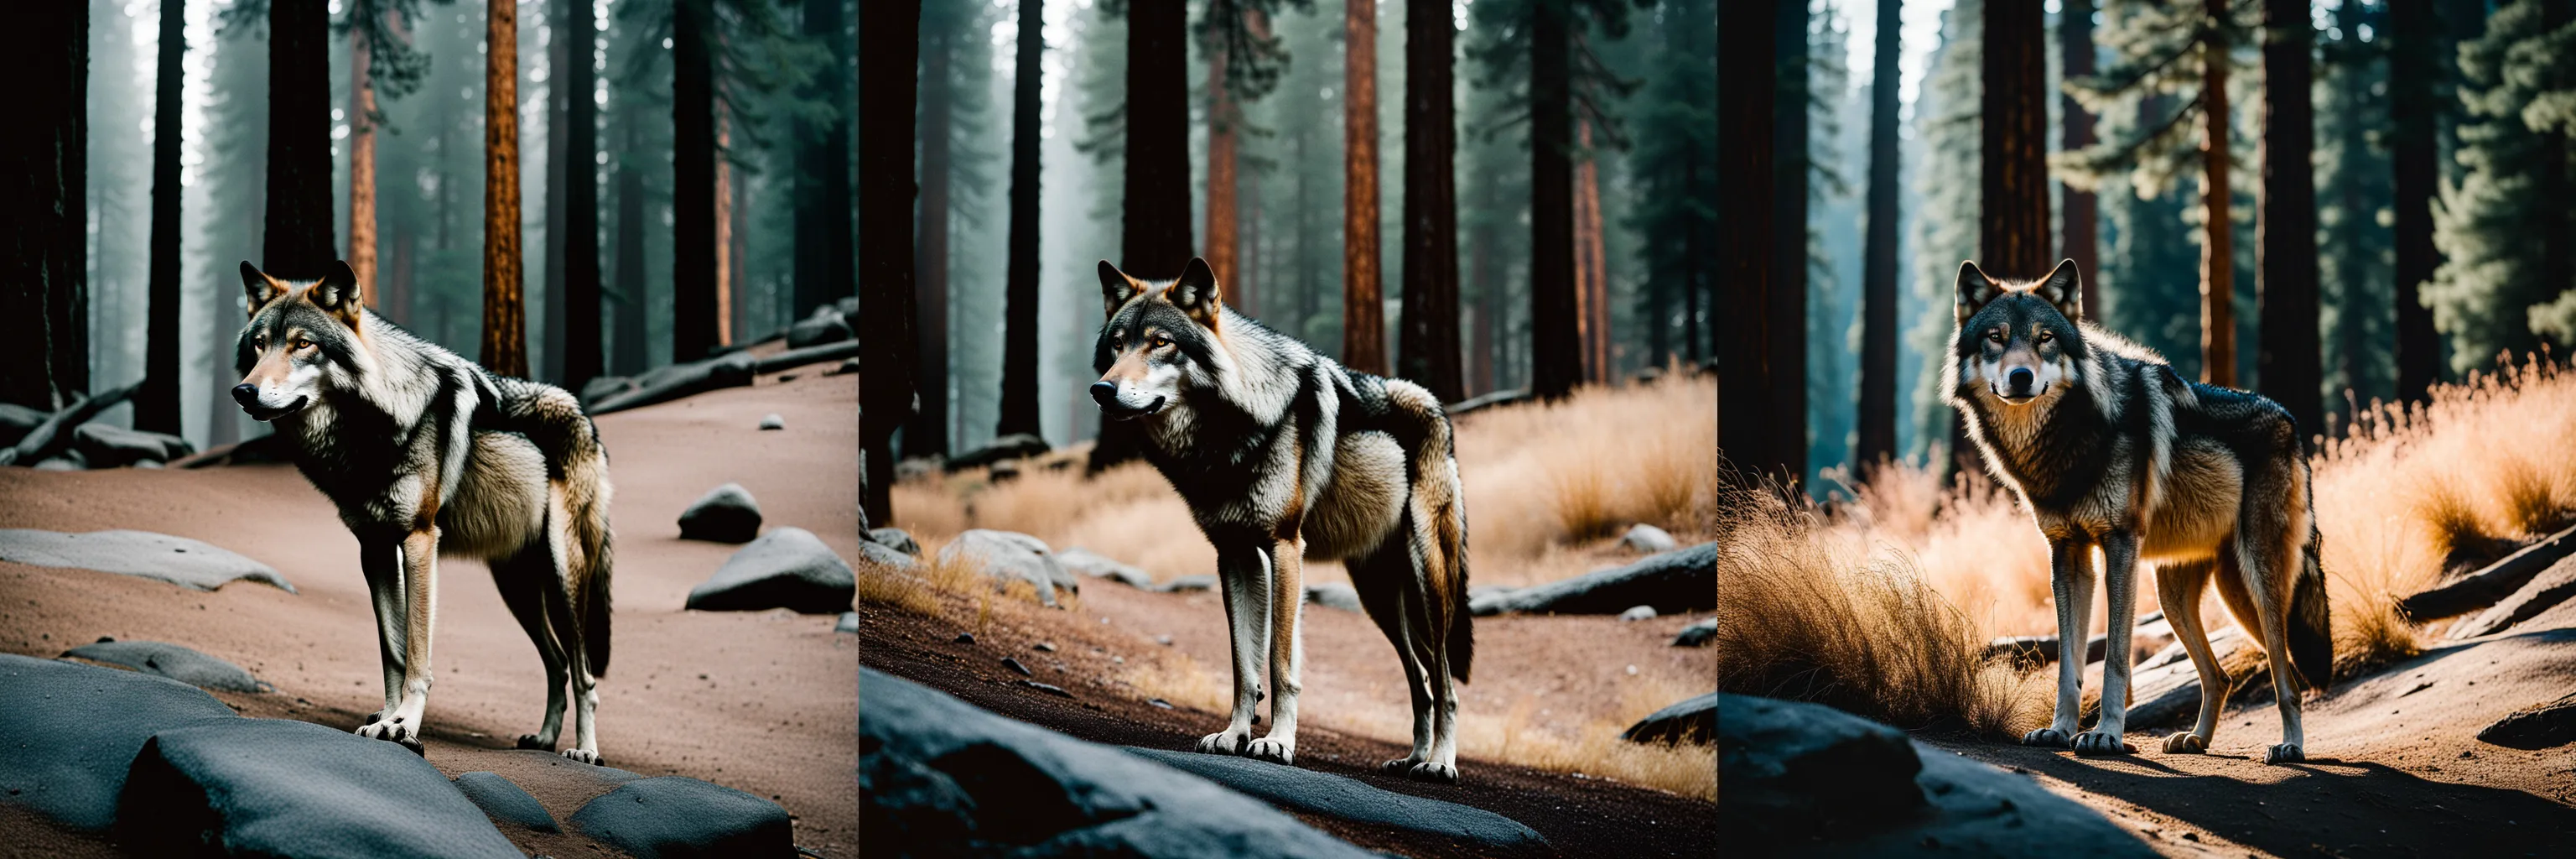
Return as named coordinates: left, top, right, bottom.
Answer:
left=1619, top=523, right=1680, bottom=554
left=677, top=483, right=764, bottom=544
left=953, top=633, right=976, bottom=645
left=1034, top=643, right=1056, bottom=653
left=1148, top=698, right=1173, bottom=709
left=834, top=612, right=859, bottom=634
left=1618, top=605, right=1658, bottom=622
left=1002, top=657, right=1033, bottom=677
left=1156, top=634, right=1174, bottom=647
left=1017, top=680, right=1073, bottom=698
left=757, top=414, right=785, bottom=431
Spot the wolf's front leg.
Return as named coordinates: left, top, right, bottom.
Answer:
left=1198, top=542, right=1270, bottom=757
left=357, top=537, right=408, bottom=723
left=2023, top=537, right=2096, bottom=750
left=359, top=528, right=439, bottom=753
left=1245, top=536, right=1306, bottom=766
left=2075, top=531, right=2142, bottom=756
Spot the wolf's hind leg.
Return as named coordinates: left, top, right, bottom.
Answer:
left=1348, top=542, right=1436, bottom=773
left=2023, top=537, right=2096, bottom=750
left=542, top=572, right=603, bottom=765
left=493, top=549, right=569, bottom=752
left=2155, top=559, right=2223, bottom=754
left=2240, top=539, right=2308, bottom=764
left=2076, top=532, right=2142, bottom=756
left=1199, top=541, right=1270, bottom=757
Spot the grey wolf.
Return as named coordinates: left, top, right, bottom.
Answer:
left=232, top=261, right=615, bottom=763
left=1089, top=258, right=1474, bottom=782
left=1946, top=259, right=2330, bottom=764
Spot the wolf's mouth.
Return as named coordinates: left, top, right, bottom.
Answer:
left=242, top=395, right=310, bottom=422
left=1100, top=395, right=1167, bottom=420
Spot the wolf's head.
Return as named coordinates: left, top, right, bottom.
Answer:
left=1951, top=259, right=2086, bottom=408
left=234, top=260, right=367, bottom=422
left=1091, top=258, right=1224, bottom=421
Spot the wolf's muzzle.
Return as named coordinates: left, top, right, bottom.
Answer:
left=233, top=384, right=309, bottom=421
left=1090, top=382, right=1165, bottom=419
left=2007, top=367, right=2035, bottom=397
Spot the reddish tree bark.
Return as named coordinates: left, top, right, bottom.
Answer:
left=1343, top=0, right=1384, bottom=375
left=481, top=0, right=527, bottom=377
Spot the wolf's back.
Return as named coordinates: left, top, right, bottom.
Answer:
left=489, top=376, right=615, bottom=676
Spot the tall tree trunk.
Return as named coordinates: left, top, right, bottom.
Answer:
left=1206, top=26, right=1239, bottom=290
left=2388, top=0, right=2440, bottom=401
left=612, top=115, right=649, bottom=377
left=1471, top=184, right=1497, bottom=394
left=542, top=0, right=569, bottom=379
left=1343, top=0, right=1385, bottom=375
left=141, top=0, right=185, bottom=434
left=482, top=0, right=527, bottom=377
left=1768, top=0, right=1808, bottom=480
left=2199, top=0, right=2234, bottom=388
left=911, top=28, right=953, bottom=460
left=351, top=15, right=378, bottom=305
left=672, top=0, right=719, bottom=363
left=1000, top=0, right=1044, bottom=437
left=1397, top=0, right=1461, bottom=401
left=860, top=0, right=922, bottom=524
left=3, top=2, right=89, bottom=411
left=715, top=107, right=735, bottom=346
left=391, top=228, right=413, bottom=325
left=266, top=0, right=335, bottom=280
left=2060, top=0, right=2100, bottom=313
left=730, top=128, right=750, bottom=341
left=1529, top=0, right=1580, bottom=400
left=1981, top=0, right=2049, bottom=277
left=1241, top=155, right=1263, bottom=316
left=563, top=0, right=601, bottom=395
left=2258, top=0, right=2321, bottom=435
left=1857, top=0, right=1900, bottom=475
left=1717, top=0, right=1800, bottom=483
left=1581, top=122, right=1610, bottom=382
left=1096, top=0, right=1192, bottom=473
left=795, top=0, right=854, bottom=321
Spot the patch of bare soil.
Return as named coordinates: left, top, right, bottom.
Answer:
left=1934, top=627, right=2576, bottom=858
left=0, top=371, right=860, bottom=857
left=855, top=579, right=1716, bottom=859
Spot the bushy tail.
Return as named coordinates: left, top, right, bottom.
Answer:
left=2288, top=528, right=2332, bottom=691
left=493, top=377, right=616, bottom=678
left=1385, top=382, right=1472, bottom=685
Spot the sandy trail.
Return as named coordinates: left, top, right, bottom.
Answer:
left=0, top=370, right=860, bottom=856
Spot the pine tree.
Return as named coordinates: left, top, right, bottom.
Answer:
left=141, top=0, right=190, bottom=435
left=2257, top=0, right=2321, bottom=434
left=2428, top=0, right=2576, bottom=369
left=3, top=2, right=89, bottom=412
left=1716, top=0, right=1804, bottom=483
left=1856, top=0, right=1901, bottom=473
left=1904, top=0, right=1979, bottom=462
left=483, top=0, right=528, bottom=377
left=559, top=0, right=603, bottom=393
left=266, top=0, right=336, bottom=280
left=1000, top=0, right=1046, bottom=437
left=859, top=0, right=921, bottom=524
left=1397, top=0, right=1461, bottom=400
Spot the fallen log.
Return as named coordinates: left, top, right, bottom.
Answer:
left=1981, top=612, right=2167, bottom=666
left=1468, top=543, right=1714, bottom=616
left=0, top=382, right=143, bottom=466
left=2397, top=523, right=2576, bottom=622
left=586, top=351, right=761, bottom=416
left=1444, top=388, right=1530, bottom=418
left=753, top=340, right=861, bottom=375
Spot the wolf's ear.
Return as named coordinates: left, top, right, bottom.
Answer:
left=311, top=260, right=365, bottom=329
left=1166, top=258, right=1222, bottom=328
left=2033, top=258, right=2083, bottom=320
left=1955, top=261, right=2006, bottom=325
left=241, top=262, right=283, bottom=318
left=1098, top=260, right=1145, bottom=319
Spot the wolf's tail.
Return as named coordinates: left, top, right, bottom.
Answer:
left=492, top=377, right=616, bottom=678
left=2288, top=527, right=2332, bottom=691
left=1385, top=381, right=1472, bottom=685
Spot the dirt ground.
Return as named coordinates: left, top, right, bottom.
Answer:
left=0, top=367, right=860, bottom=857
left=1931, top=626, right=2576, bottom=858
left=855, top=576, right=1718, bottom=858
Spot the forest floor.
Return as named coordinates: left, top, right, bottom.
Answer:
left=0, top=363, right=861, bottom=858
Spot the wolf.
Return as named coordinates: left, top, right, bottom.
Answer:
left=1946, top=259, right=2330, bottom=764
left=1089, top=258, right=1474, bottom=782
left=232, top=260, right=615, bottom=763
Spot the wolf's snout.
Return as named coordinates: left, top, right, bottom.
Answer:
left=231, top=383, right=259, bottom=406
left=2007, top=367, right=2035, bottom=395
left=1089, top=381, right=1119, bottom=407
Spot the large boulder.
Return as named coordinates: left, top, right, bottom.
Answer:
left=0, top=528, right=296, bottom=593
left=72, top=424, right=194, bottom=468
left=1056, top=548, right=1154, bottom=590
left=452, top=771, right=560, bottom=833
left=2449, top=555, right=2576, bottom=640
left=936, top=529, right=1076, bottom=608
left=117, top=717, right=522, bottom=858
left=678, top=483, right=765, bottom=544
left=860, top=667, right=1377, bottom=858
left=569, top=775, right=795, bottom=858
left=1122, top=747, right=1549, bottom=855
left=60, top=640, right=267, bottom=693
left=1719, top=694, right=1924, bottom=846
left=0, top=654, right=240, bottom=830
left=1468, top=543, right=1714, bottom=616
left=1620, top=692, right=1716, bottom=745
left=687, top=528, right=856, bottom=614
left=1828, top=741, right=2163, bottom=857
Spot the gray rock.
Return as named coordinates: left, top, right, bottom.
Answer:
left=1824, top=741, right=2163, bottom=857
left=34, top=453, right=85, bottom=471
left=1469, top=543, right=1714, bottom=616
left=1304, top=583, right=1363, bottom=612
left=72, top=424, right=194, bottom=468
left=1717, top=694, right=1925, bottom=847
left=944, top=433, right=1053, bottom=472
left=757, top=413, right=785, bottom=431
left=686, top=528, right=855, bottom=614
left=787, top=311, right=854, bottom=348
left=936, top=529, right=1075, bottom=608
left=0, top=528, right=296, bottom=593
left=580, top=374, right=636, bottom=406
left=60, top=640, right=267, bottom=693
left=856, top=540, right=923, bottom=573
left=569, top=775, right=795, bottom=859
left=1672, top=617, right=1716, bottom=647
left=1621, top=692, right=1715, bottom=744
left=0, top=653, right=240, bottom=830
left=835, top=612, right=860, bottom=634
left=0, top=402, right=45, bottom=447
left=1057, top=548, right=1156, bottom=589
left=866, top=527, right=922, bottom=557
left=1018, top=680, right=1074, bottom=698
left=2450, top=556, right=2576, bottom=639
left=1618, top=605, right=1658, bottom=622
left=2477, top=691, right=2576, bottom=750
left=1618, top=523, right=1679, bottom=554
left=1157, top=575, right=1217, bottom=593
left=1124, top=747, right=1550, bottom=853
left=453, top=771, right=559, bottom=832
left=1467, top=585, right=1516, bottom=602
left=860, top=667, right=1377, bottom=858
left=678, top=482, right=764, bottom=544
left=117, top=717, right=522, bottom=858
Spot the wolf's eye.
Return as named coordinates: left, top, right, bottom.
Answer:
left=1150, top=335, right=1172, bottom=349
left=1987, top=331, right=2006, bottom=344
left=291, top=336, right=314, bottom=351
left=2035, top=331, right=2054, bottom=344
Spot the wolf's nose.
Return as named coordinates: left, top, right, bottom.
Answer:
left=1089, top=382, right=1119, bottom=407
left=231, top=383, right=258, bottom=405
left=2007, top=367, right=2034, bottom=393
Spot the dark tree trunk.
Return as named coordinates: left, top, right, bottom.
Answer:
left=859, top=0, right=922, bottom=524
left=1000, top=0, right=1043, bottom=437
left=1398, top=0, right=1461, bottom=401
left=265, top=0, right=335, bottom=280
left=2258, top=0, right=2322, bottom=437
left=1093, top=0, right=1192, bottom=473
left=2199, top=0, right=2235, bottom=388
left=2061, top=0, right=2100, bottom=314
left=672, top=0, right=719, bottom=363
left=141, top=0, right=185, bottom=434
left=3, top=2, right=88, bottom=412
left=1857, top=0, right=1901, bottom=475
left=543, top=0, right=571, bottom=382
left=1717, top=0, right=1804, bottom=485
left=482, top=0, right=527, bottom=377
left=795, top=0, right=854, bottom=321
left=1768, top=0, right=1807, bottom=479
left=910, top=27, right=953, bottom=460
left=2388, top=0, right=2441, bottom=401
left=1981, top=0, right=2049, bottom=278
left=611, top=112, right=649, bottom=377
left=1529, top=0, right=1580, bottom=400
left=1471, top=181, right=1497, bottom=395
left=563, top=0, right=602, bottom=395
left=1343, top=0, right=1385, bottom=376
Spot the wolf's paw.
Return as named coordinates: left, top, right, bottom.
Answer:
left=2071, top=731, right=2135, bottom=756
left=2263, top=743, right=2303, bottom=765
left=1406, top=761, right=1459, bottom=784
left=1244, top=736, right=1296, bottom=765
left=2161, top=732, right=2210, bottom=754
left=560, top=748, right=601, bottom=765
left=1197, top=728, right=1251, bottom=756
left=356, top=716, right=423, bottom=755
left=514, top=734, right=555, bottom=752
left=2020, top=727, right=2075, bottom=749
